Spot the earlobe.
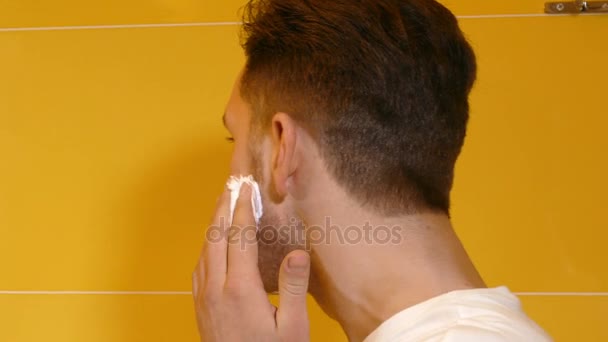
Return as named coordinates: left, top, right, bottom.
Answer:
left=271, top=113, right=297, bottom=198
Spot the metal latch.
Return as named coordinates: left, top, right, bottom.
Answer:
left=545, top=0, right=608, bottom=13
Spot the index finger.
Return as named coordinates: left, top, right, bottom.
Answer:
left=226, top=183, right=260, bottom=279
left=202, top=188, right=231, bottom=285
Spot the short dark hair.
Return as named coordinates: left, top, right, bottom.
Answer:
left=240, top=0, right=476, bottom=215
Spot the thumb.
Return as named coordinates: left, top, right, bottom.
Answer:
left=276, top=250, right=311, bottom=340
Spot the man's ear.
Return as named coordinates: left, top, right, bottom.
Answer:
left=270, top=112, right=298, bottom=198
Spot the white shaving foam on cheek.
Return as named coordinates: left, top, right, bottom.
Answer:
left=226, top=175, right=263, bottom=227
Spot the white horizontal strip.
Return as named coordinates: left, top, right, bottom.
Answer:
left=0, top=12, right=606, bottom=33
left=0, top=290, right=607, bottom=296
left=458, top=12, right=607, bottom=19
left=0, top=21, right=241, bottom=33
left=0, top=290, right=191, bottom=295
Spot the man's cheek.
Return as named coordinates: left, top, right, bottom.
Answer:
left=229, top=152, right=251, bottom=175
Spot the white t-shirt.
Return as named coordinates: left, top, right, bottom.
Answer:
left=363, top=286, right=551, bottom=342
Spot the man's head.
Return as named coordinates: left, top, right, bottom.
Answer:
left=223, top=0, right=476, bottom=291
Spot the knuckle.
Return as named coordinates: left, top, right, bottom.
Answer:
left=281, top=279, right=307, bottom=296
left=223, top=278, right=250, bottom=299
left=202, top=286, right=221, bottom=306
left=191, top=272, right=198, bottom=288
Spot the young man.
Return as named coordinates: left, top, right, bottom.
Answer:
left=192, top=0, right=551, bottom=340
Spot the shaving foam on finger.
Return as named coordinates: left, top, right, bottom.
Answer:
left=226, top=175, right=263, bottom=227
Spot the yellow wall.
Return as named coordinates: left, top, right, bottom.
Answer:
left=0, top=1, right=606, bottom=341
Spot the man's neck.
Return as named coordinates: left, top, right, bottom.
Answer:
left=305, top=211, right=486, bottom=342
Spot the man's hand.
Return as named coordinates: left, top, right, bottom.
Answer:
left=192, top=183, right=311, bottom=342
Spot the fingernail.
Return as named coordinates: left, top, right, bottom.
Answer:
left=287, top=254, right=309, bottom=271
left=240, top=182, right=252, bottom=197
